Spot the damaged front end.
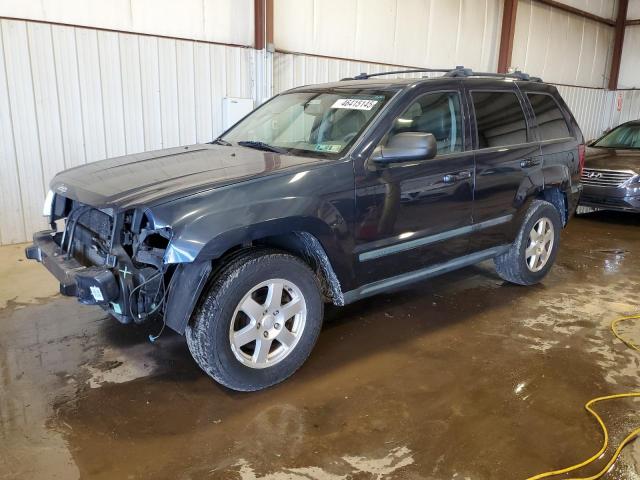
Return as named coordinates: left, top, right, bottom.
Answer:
left=26, top=193, right=175, bottom=325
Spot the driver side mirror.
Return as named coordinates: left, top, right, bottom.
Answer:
left=370, top=132, right=437, bottom=165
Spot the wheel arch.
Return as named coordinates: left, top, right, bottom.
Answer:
left=538, top=186, right=568, bottom=227
left=252, top=231, right=345, bottom=307
left=537, top=163, right=572, bottom=226
left=164, top=229, right=345, bottom=335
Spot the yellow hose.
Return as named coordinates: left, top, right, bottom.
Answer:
left=526, top=314, right=640, bottom=480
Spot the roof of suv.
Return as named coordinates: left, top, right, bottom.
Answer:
left=293, top=65, right=555, bottom=91
left=291, top=75, right=557, bottom=94
left=288, top=66, right=554, bottom=93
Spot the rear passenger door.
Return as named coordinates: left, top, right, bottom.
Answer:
left=466, top=86, right=542, bottom=252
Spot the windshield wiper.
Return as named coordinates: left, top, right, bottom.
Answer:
left=212, top=138, right=232, bottom=146
left=594, top=144, right=638, bottom=149
left=237, top=140, right=288, bottom=154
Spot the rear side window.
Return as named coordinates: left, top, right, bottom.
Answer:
left=472, top=91, right=528, bottom=148
left=527, top=93, right=572, bottom=140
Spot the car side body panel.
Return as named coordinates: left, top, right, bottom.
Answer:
left=149, top=158, right=359, bottom=291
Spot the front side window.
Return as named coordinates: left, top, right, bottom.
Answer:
left=527, top=93, right=571, bottom=140
left=383, top=91, right=463, bottom=154
left=221, top=90, right=392, bottom=157
left=592, top=123, right=640, bottom=149
left=472, top=91, right=528, bottom=148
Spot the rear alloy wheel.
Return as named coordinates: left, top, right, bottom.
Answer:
left=186, top=250, right=323, bottom=391
left=525, top=217, right=555, bottom=273
left=494, top=200, right=562, bottom=285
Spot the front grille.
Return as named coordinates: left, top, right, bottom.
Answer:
left=581, top=168, right=636, bottom=187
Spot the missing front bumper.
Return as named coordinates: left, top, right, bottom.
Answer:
left=25, top=230, right=118, bottom=304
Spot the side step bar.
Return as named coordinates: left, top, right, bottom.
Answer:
left=343, top=245, right=509, bottom=304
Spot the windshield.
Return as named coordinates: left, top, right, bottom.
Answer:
left=592, top=123, right=640, bottom=149
left=221, top=90, right=393, bottom=157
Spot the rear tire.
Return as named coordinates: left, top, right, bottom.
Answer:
left=185, top=249, right=323, bottom=391
left=494, top=200, right=562, bottom=285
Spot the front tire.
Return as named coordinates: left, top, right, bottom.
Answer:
left=186, top=250, right=324, bottom=391
left=494, top=200, right=562, bottom=285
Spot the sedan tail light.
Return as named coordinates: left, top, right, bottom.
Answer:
left=578, top=144, right=586, bottom=175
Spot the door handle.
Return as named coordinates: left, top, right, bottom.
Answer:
left=520, top=158, right=540, bottom=168
left=443, top=170, right=472, bottom=184
left=443, top=174, right=455, bottom=184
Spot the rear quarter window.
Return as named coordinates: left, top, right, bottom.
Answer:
left=527, top=93, right=572, bottom=141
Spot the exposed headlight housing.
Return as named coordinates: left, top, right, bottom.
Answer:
left=42, top=190, right=54, bottom=217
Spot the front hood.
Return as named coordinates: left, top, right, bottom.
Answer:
left=50, top=144, right=321, bottom=209
left=584, top=147, right=640, bottom=172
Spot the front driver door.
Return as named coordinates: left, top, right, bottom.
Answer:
left=353, top=89, right=475, bottom=285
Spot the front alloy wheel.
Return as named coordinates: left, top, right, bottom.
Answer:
left=186, top=250, right=323, bottom=391
left=230, top=279, right=307, bottom=368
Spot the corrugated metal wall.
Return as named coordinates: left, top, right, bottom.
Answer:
left=555, top=86, right=615, bottom=140
left=559, top=0, right=618, bottom=18
left=0, top=0, right=255, bottom=46
left=274, top=0, right=504, bottom=72
left=512, top=0, right=614, bottom=87
left=610, top=89, right=640, bottom=125
left=0, top=18, right=256, bottom=244
left=0, top=1, right=638, bottom=246
left=273, top=0, right=617, bottom=89
left=628, top=0, right=640, bottom=16
left=619, top=25, right=640, bottom=88
left=273, top=52, right=431, bottom=93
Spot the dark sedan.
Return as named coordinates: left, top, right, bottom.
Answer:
left=578, top=120, right=640, bottom=213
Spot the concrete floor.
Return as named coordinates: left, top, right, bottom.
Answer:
left=1, top=212, right=639, bottom=480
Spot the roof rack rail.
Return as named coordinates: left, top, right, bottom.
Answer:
left=341, top=68, right=456, bottom=81
left=341, top=65, right=543, bottom=83
left=446, top=68, right=543, bottom=82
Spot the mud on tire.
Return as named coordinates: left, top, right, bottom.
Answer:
left=185, top=249, right=323, bottom=391
left=494, top=200, right=562, bottom=286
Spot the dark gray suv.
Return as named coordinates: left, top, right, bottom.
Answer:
left=26, top=67, right=584, bottom=391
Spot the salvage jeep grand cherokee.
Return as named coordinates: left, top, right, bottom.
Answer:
left=26, top=67, right=584, bottom=391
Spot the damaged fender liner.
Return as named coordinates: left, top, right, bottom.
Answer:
left=164, top=261, right=212, bottom=334
left=164, top=231, right=344, bottom=334
left=294, top=232, right=345, bottom=306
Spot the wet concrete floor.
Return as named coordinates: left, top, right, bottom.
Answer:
left=1, top=212, right=639, bottom=480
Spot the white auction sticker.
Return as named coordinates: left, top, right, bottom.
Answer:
left=90, top=286, right=104, bottom=302
left=331, top=98, right=378, bottom=110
